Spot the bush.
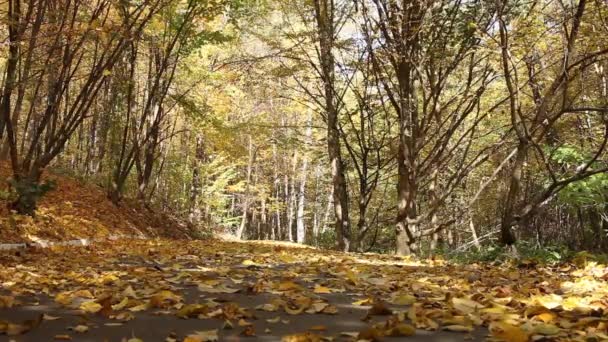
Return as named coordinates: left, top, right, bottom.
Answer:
left=313, top=230, right=337, bottom=250
left=445, top=241, right=578, bottom=264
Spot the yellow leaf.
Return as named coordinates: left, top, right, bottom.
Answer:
left=452, top=297, right=484, bottom=314
left=313, top=285, right=331, bottom=294
left=281, top=332, right=322, bottom=342
left=79, top=301, right=102, bottom=314
left=177, top=304, right=209, bottom=318
left=352, top=298, right=372, bottom=306
left=532, top=294, right=562, bottom=310
left=345, top=271, right=358, bottom=285
left=72, top=325, right=89, bottom=333
left=150, top=290, right=182, bottom=308
left=532, top=323, right=560, bottom=336
left=279, top=254, right=296, bottom=263
left=238, top=319, right=252, bottom=327
left=123, top=286, right=138, bottom=298
left=490, top=321, right=529, bottom=342
left=534, top=312, right=556, bottom=323
left=198, top=283, right=240, bottom=294
left=266, top=316, right=281, bottom=323
left=185, top=329, right=218, bottom=342
left=72, top=290, right=94, bottom=299
left=6, top=322, right=30, bottom=336
left=278, top=281, right=300, bottom=291
left=98, top=274, right=119, bottom=285
left=388, top=323, right=416, bottom=336
left=443, top=325, right=474, bottom=333
left=128, top=302, right=150, bottom=312
left=111, top=297, right=129, bottom=311
left=43, top=314, right=61, bottom=321
left=310, top=303, right=328, bottom=313
left=54, top=334, right=72, bottom=340
left=55, top=292, right=73, bottom=306
left=285, top=305, right=306, bottom=315
left=391, top=294, right=416, bottom=306
left=0, top=296, right=15, bottom=308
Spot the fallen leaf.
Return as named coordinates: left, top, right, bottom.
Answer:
left=443, top=325, right=474, bottom=333
left=112, top=297, right=129, bottom=311
left=267, top=316, right=281, bottom=324
left=0, top=296, right=15, bottom=308
left=313, top=285, right=331, bottom=294
left=387, top=323, right=416, bottom=337
left=54, top=335, right=72, bottom=340
left=368, top=301, right=392, bottom=316
left=72, top=325, right=89, bottom=333
left=452, top=297, right=484, bottom=314
left=240, top=326, right=256, bottom=336
left=490, top=321, right=529, bottom=342
left=282, top=332, right=322, bottom=342
left=391, top=294, right=416, bottom=306
left=184, top=329, right=219, bottom=342
left=80, top=301, right=103, bottom=314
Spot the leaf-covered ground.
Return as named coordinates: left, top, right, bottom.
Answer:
left=0, top=163, right=195, bottom=244
left=1, top=239, right=608, bottom=341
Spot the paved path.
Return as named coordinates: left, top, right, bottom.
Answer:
left=0, top=239, right=492, bottom=341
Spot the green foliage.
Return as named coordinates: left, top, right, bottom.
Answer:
left=0, top=188, right=11, bottom=201
left=446, top=244, right=507, bottom=264
left=559, top=173, right=608, bottom=206
left=548, top=145, right=608, bottom=206
left=446, top=241, right=575, bottom=264
left=313, top=230, right=336, bottom=250
left=551, top=144, right=587, bottom=165
left=8, top=178, right=56, bottom=215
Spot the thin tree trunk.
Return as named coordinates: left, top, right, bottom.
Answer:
left=236, top=136, right=256, bottom=239
left=296, top=112, right=312, bottom=243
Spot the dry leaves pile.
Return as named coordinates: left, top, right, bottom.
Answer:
left=1, top=239, right=608, bottom=341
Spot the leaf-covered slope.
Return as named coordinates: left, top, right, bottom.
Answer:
left=0, top=163, right=195, bottom=243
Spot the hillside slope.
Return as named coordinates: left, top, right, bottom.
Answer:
left=0, top=163, right=196, bottom=243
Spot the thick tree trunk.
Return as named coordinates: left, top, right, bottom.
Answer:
left=395, top=140, right=418, bottom=255
left=500, top=143, right=527, bottom=247
left=313, top=0, right=351, bottom=252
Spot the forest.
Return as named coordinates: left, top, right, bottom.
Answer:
left=0, top=0, right=607, bottom=255
left=0, top=0, right=608, bottom=340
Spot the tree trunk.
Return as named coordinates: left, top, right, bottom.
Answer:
left=296, top=112, right=312, bottom=243
left=189, top=134, right=205, bottom=223
left=500, top=143, right=527, bottom=247
left=395, top=138, right=418, bottom=256
left=236, top=136, right=256, bottom=239
left=313, top=0, right=351, bottom=252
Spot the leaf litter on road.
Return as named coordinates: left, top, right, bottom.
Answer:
left=1, top=239, right=608, bottom=341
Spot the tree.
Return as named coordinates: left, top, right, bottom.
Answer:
left=1, top=0, right=164, bottom=214
left=495, top=0, right=608, bottom=251
left=360, top=0, right=495, bottom=255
